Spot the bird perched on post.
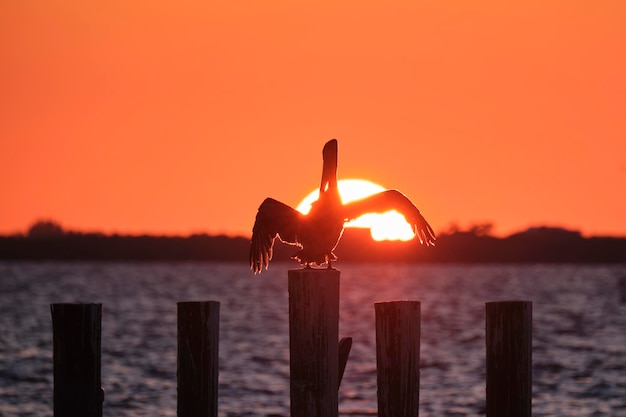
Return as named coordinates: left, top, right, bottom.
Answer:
left=249, top=139, right=435, bottom=273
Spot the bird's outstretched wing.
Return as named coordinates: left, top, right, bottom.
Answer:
left=250, top=198, right=304, bottom=273
left=341, top=189, right=436, bottom=246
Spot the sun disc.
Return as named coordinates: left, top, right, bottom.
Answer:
left=370, top=211, right=416, bottom=241
left=296, top=179, right=416, bottom=241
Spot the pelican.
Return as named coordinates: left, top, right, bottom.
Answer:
left=250, top=139, right=435, bottom=273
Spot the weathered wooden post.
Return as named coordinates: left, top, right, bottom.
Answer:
left=51, top=303, right=103, bottom=417
left=177, top=301, right=220, bottom=417
left=375, top=300, right=420, bottom=417
left=338, top=337, right=352, bottom=388
left=288, top=268, right=340, bottom=417
left=486, top=301, right=532, bottom=417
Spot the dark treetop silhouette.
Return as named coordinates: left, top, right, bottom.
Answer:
left=249, top=139, right=436, bottom=273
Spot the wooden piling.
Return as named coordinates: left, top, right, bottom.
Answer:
left=177, top=301, right=220, bottom=417
left=338, top=337, right=352, bottom=389
left=375, top=300, right=420, bottom=417
left=51, top=303, right=103, bottom=417
left=288, top=268, right=340, bottom=417
left=486, top=301, right=532, bottom=417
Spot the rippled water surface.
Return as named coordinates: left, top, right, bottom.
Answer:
left=1, top=262, right=625, bottom=416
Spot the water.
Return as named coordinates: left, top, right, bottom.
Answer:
left=1, top=262, right=625, bottom=416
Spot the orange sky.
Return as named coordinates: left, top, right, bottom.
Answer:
left=1, top=1, right=625, bottom=238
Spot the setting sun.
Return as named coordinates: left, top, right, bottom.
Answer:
left=296, top=179, right=416, bottom=241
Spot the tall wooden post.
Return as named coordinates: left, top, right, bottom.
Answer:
left=51, top=303, right=103, bottom=417
left=288, top=268, right=340, bottom=417
left=486, top=301, right=532, bottom=417
left=375, top=301, right=421, bottom=417
left=177, top=301, right=220, bottom=417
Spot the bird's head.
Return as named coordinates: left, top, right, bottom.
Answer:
left=320, top=139, right=339, bottom=194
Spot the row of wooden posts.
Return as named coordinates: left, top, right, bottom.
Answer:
left=51, top=268, right=532, bottom=417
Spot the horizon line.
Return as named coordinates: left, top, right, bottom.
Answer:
left=4, top=219, right=626, bottom=240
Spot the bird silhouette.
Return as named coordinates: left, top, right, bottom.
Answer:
left=250, top=139, right=435, bottom=273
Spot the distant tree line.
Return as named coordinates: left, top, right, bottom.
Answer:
left=0, top=220, right=624, bottom=263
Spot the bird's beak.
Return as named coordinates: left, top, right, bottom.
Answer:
left=320, top=139, right=338, bottom=193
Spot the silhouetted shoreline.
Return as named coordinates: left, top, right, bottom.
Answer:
left=1, top=222, right=624, bottom=263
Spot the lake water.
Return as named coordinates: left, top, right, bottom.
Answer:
left=1, top=262, right=625, bottom=417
